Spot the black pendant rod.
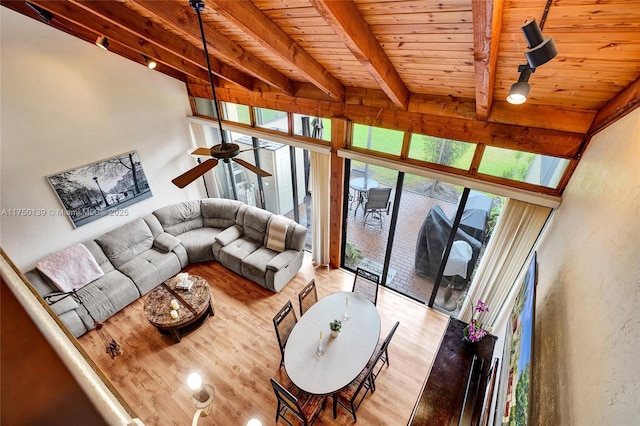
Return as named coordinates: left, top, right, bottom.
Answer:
left=190, top=0, right=227, bottom=147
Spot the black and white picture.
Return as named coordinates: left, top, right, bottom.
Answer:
left=47, top=151, right=152, bottom=227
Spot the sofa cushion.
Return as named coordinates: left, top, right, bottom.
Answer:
left=75, top=282, right=120, bottom=324
left=201, top=198, right=244, bottom=228
left=177, top=228, right=221, bottom=263
left=215, top=224, right=243, bottom=247
left=218, top=237, right=262, bottom=275
left=88, top=270, right=139, bottom=312
left=118, top=250, right=181, bottom=296
left=154, top=232, right=181, bottom=253
left=241, top=247, right=279, bottom=287
left=82, top=240, right=115, bottom=274
left=153, top=200, right=203, bottom=236
left=242, top=206, right=272, bottom=244
left=48, top=294, right=80, bottom=316
left=24, top=269, right=58, bottom=297
left=143, top=214, right=165, bottom=237
left=95, top=218, right=154, bottom=268
left=287, top=223, right=307, bottom=252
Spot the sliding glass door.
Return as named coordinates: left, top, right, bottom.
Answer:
left=342, top=163, right=504, bottom=315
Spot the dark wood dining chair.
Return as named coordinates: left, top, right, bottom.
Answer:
left=273, top=300, right=297, bottom=367
left=333, top=347, right=383, bottom=421
left=352, top=267, right=380, bottom=306
left=298, top=279, right=318, bottom=316
left=371, top=321, right=400, bottom=385
left=270, top=378, right=326, bottom=425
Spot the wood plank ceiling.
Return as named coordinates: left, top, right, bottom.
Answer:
left=3, top=0, right=640, bottom=161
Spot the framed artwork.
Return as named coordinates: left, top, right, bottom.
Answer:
left=495, top=252, right=537, bottom=425
left=47, top=151, right=152, bottom=227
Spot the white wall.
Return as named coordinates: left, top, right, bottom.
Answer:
left=533, top=109, right=640, bottom=425
left=0, top=8, right=205, bottom=270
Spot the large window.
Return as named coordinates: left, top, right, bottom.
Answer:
left=221, top=102, right=251, bottom=125
left=408, top=134, right=475, bottom=170
left=479, top=146, right=569, bottom=189
left=255, top=107, right=288, bottom=133
left=351, top=124, right=404, bottom=156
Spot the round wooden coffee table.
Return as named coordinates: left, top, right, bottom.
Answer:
left=143, top=274, right=214, bottom=343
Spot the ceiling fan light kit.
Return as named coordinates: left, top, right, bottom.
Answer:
left=172, top=0, right=271, bottom=189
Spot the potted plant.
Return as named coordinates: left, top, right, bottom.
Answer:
left=463, top=299, right=489, bottom=343
left=329, top=319, right=342, bottom=337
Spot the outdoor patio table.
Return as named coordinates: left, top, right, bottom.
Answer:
left=349, top=177, right=379, bottom=216
left=284, top=291, right=381, bottom=396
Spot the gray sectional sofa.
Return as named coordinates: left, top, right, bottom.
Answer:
left=25, top=198, right=307, bottom=337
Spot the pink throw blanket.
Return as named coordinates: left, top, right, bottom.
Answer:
left=36, top=243, right=104, bottom=292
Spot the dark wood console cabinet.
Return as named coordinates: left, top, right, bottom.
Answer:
left=409, top=318, right=497, bottom=426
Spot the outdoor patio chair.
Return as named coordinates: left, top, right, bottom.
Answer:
left=362, top=187, right=392, bottom=227
left=298, top=279, right=318, bottom=316
left=270, top=378, right=326, bottom=425
left=352, top=267, right=380, bottom=306
left=273, top=300, right=297, bottom=367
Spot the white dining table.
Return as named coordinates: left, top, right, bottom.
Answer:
left=284, top=291, right=381, bottom=395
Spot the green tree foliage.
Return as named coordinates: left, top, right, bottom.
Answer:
left=420, top=135, right=466, bottom=166
left=501, top=152, right=534, bottom=181
left=510, top=363, right=531, bottom=425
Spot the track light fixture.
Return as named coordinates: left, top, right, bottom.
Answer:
left=507, top=65, right=533, bottom=105
left=25, top=1, right=54, bottom=24
left=95, top=35, right=109, bottom=51
left=142, top=54, right=157, bottom=69
left=521, top=19, right=557, bottom=70
left=507, top=0, right=557, bottom=105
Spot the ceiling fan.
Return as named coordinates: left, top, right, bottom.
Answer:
left=172, top=1, right=271, bottom=189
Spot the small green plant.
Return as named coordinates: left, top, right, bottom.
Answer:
left=344, top=242, right=363, bottom=267
left=330, top=319, right=342, bottom=333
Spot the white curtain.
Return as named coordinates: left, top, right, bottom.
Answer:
left=310, top=151, right=331, bottom=265
left=459, top=198, right=551, bottom=328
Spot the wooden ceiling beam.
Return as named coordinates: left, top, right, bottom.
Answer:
left=588, top=76, right=640, bottom=135
left=208, top=0, right=345, bottom=102
left=473, top=0, right=504, bottom=121
left=133, top=0, right=294, bottom=96
left=68, top=0, right=252, bottom=90
left=189, top=82, right=584, bottom=158
left=28, top=1, right=231, bottom=86
left=310, top=0, right=410, bottom=110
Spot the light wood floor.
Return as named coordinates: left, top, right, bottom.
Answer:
left=78, top=255, right=449, bottom=425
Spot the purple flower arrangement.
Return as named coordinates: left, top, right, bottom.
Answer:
left=463, top=299, right=489, bottom=342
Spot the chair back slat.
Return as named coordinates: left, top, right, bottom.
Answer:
left=298, top=279, right=318, bottom=316
left=273, top=301, right=297, bottom=366
left=352, top=268, right=380, bottom=305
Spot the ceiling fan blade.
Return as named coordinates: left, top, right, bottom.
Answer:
left=172, top=159, right=218, bottom=188
left=190, top=147, right=211, bottom=156
left=238, top=146, right=261, bottom=153
left=233, top=158, right=272, bottom=178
